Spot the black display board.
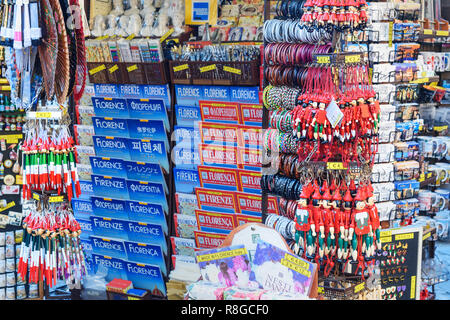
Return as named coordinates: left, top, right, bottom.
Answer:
left=376, top=227, right=423, bottom=300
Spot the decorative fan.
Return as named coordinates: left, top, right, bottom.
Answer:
left=49, top=0, right=69, bottom=104
left=60, top=0, right=77, bottom=97
left=69, top=0, right=87, bottom=103
left=37, top=0, right=58, bottom=100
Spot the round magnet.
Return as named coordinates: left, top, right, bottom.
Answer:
left=3, top=159, right=12, bottom=168
left=3, top=175, right=14, bottom=186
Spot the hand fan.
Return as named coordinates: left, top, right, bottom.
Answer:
left=37, top=0, right=57, bottom=100
left=49, top=0, right=69, bottom=104
left=59, top=0, right=77, bottom=97
left=69, top=0, right=86, bottom=103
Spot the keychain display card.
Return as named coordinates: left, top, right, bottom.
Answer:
left=197, top=166, right=240, bottom=192
left=90, top=216, right=129, bottom=240
left=195, top=210, right=237, bottom=234
left=250, top=240, right=316, bottom=296
left=175, top=105, right=202, bottom=125
left=126, top=201, right=167, bottom=234
left=174, top=214, right=198, bottom=239
left=78, top=218, right=94, bottom=239
left=91, top=196, right=129, bottom=220
left=194, top=231, right=227, bottom=249
left=195, top=188, right=238, bottom=214
left=126, top=221, right=167, bottom=254
left=175, top=192, right=199, bottom=216
left=93, top=136, right=130, bottom=160
left=124, top=241, right=167, bottom=276
left=92, top=175, right=129, bottom=199
left=90, top=236, right=127, bottom=260
left=92, top=97, right=129, bottom=118
left=173, top=125, right=201, bottom=146
left=92, top=254, right=128, bottom=283
left=174, top=168, right=200, bottom=194
left=125, top=261, right=166, bottom=296
left=172, top=145, right=201, bottom=169
left=195, top=244, right=252, bottom=287
left=171, top=236, right=198, bottom=257
left=127, top=138, right=168, bottom=172
left=90, top=157, right=127, bottom=178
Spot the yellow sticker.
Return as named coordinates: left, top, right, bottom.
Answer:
left=434, top=125, right=448, bottom=132
left=15, top=175, right=23, bottom=185
left=126, top=34, right=135, bottom=41
left=388, top=21, right=394, bottom=47
left=354, top=282, right=365, bottom=293
left=345, top=55, right=361, bottom=63
left=0, top=201, right=15, bottom=212
left=327, top=162, right=346, bottom=170
left=160, top=28, right=174, bottom=43
left=200, top=64, right=217, bottom=73
left=410, top=77, right=429, bottom=84
left=127, top=64, right=138, bottom=72
left=35, top=112, right=52, bottom=118
left=49, top=196, right=65, bottom=203
left=436, top=30, right=449, bottom=36
left=423, top=231, right=431, bottom=241
left=0, top=134, right=23, bottom=144
left=380, top=236, right=392, bottom=243
left=32, top=194, right=40, bottom=201
left=423, top=29, right=433, bottom=35
left=223, top=66, right=242, bottom=75
left=317, top=286, right=324, bottom=294
left=317, top=56, right=331, bottom=64
left=173, top=64, right=189, bottom=72
left=109, top=65, right=119, bottom=73
left=89, top=64, right=106, bottom=75
left=0, top=78, right=8, bottom=84
left=395, top=233, right=414, bottom=240
left=411, top=276, right=416, bottom=299
left=380, top=230, right=392, bottom=237
left=0, top=85, right=10, bottom=91
left=95, top=35, right=109, bottom=40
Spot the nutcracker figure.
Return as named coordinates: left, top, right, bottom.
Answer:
left=321, top=181, right=334, bottom=258
left=365, top=182, right=381, bottom=254
left=293, top=185, right=314, bottom=256
left=342, top=187, right=353, bottom=261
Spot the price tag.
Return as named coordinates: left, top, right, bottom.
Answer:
left=354, top=282, right=365, bottom=293
left=423, top=231, right=431, bottom=241
left=380, top=230, right=392, bottom=237
left=0, top=78, right=8, bottom=84
left=95, top=35, right=109, bottom=40
left=317, top=286, right=324, bottom=294
left=388, top=22, right=393, bottom=47
left=409, top=77, right=429, bottom=84
left=0, top=85, right=10, bottom=91
left=35, top=112, right=52, bottom=118
left=127, top=64, right=138, bottom=72
left=436, top=30, right=449, bottom=36
left=160, top=28, right=174, bottom=43
left=345, top=54, right=361, bottom=63
left=32, top=193, right=40, bottom=201
left=380, top=236, right=392, bottom=243
left=126, top=34, right=135, bottom=41
left=423, top=29, right=433, bottom=35
left=316, top=55, right=331, bottom=64
left=223, top=66, right=242, bottom=75
left=89, top=64, right=106, bottom=75
left=173, top=64, right=189, bottom=72
left=326, top=162, right=346, bottom=170
left=434, top=125, right=448, bottom=132
left=326, top=99, right=344, bottom=128
left=109, top=65, right=119, bottom=73
left=200, top=64, right=217, bottom=73
left=49, top=196, right=65, bottom=203
left=15, top=175, right=23, bottom=185
left=0, top=134, right=23, bottom=144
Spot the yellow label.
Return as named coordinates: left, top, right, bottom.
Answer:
left=354, top=282, right=365, bottom=294
left=388, top=22, right=394, bottom=47
left=160, top=28, right=174, bottom=43
left=128, top=297, right=140, bottom=300
left=411, top=276, right=416, bottom=299
left=173, top=64, right=189, bottom=72
left=280, top=258, right=311, bottom=277
left=283, top=253, right=310, bottom=270
left=423, top=29, right=433, bottom=35
left=0, top=201, right=15, bottom=212
left=89, top=64, right=106, bottom=75
left=427, top=172, right=432, bottom=178
left=345, top=55, right=361, bottom=63
left=126, top=34, right=135, bottom=41
left=317, top=56, right=331, bottom=64
left=410, top=77, right=429, bottom=84
left=49, top=196, right=65, bottom=203
left=436, top=30, right=449, bottom=36
left=327, top=162, right=346, bottom=170
left=103, top=198, right=112, bottom=201
left=32, top=194, right=40, bottom=201
left=15, top=175, right=23, bottom=185
left=35, top=112, right=52, bottom=118
left=127, top=64, right=138, bottom=72
left=434, top=125, right=448, bottom=132
left=423, top=231, right=431, bottom=241
left=0, top=134, right=23, bottom=144
left=200, top=64, right=217, bottom=73
left=317, top=286, right=324, bottom=294
left=196, top=248, right=248, bottom=262
left=419, top=173, right=425, bottom=182
left=0, top=85, right=10, bottom=91
left=380, top=236, right=392, bottom=243
left=0, top=79, right=8, bottom=84
left=395, top=233, right=414, bottom=240
left=95, top=35, right=109, bottom=40
left=380, top=230, right=392, bottom=237
left=109, top=65, right=119, bottom=73
left=223, top=66, right=242, bottom=75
